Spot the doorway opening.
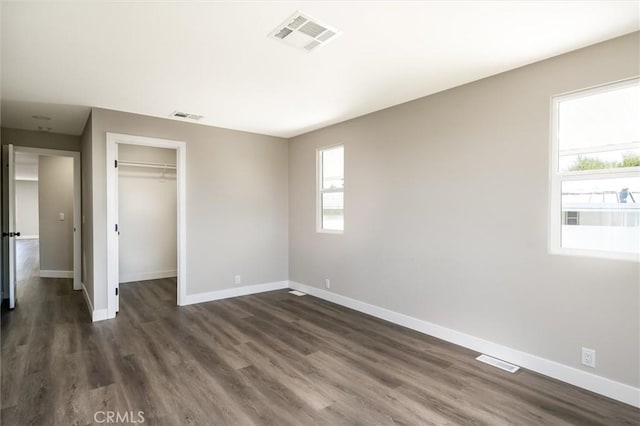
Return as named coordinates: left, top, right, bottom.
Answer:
left=106, top=133, right=187, bottom=320
left=15, top=153, right=41, bottom=291
left=2, top=146, right=81, bottom=311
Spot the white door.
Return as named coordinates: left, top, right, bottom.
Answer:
left=114, top=145, right=120, bottom=313
left=2, top=144, right=17, bottom=309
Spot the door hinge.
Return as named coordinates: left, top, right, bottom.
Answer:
left=115, top=288, right=119, bottom=296
left=115, top=224, right=118, bottom=232
left=114, top=160, right=118, bottom=168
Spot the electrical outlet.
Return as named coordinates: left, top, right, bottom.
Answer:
left=59, top=213, right=65, bottom=221
left=235, top=275, right=241, bottom=285
left=581, top=347, right=596, bottom=368
left=325, top=278, right=330, bottom=289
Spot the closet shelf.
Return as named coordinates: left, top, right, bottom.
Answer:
left=118, top=161, right=176, bottom=170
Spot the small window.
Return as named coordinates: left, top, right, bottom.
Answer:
left=550, top=79, right=640, bottom=260
left=317, top=145, right=344, bottom=233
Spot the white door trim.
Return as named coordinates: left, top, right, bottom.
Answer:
left=106, top=132, right=187, bottom=319
left=4, top=144, right=17, bottom=308
left=14, top=146, right=82, bottom=292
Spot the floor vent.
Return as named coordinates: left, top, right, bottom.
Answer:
left=289, top=290, right=306, bottom=296
left=476, top=354, right=520, bottom=373
left=268, top=11, right=341, bottom=53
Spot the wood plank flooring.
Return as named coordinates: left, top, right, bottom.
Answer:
left=1, top=240, right=639, bottom=425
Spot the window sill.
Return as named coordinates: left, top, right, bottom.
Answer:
left=317, top=229, right=343, bottom=235
left=549, top=247, right=639, bottom=262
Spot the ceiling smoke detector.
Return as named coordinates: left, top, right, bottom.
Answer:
left=170, top=111, right=203, bottom=121
left=268, top=11, right=341, bottom=52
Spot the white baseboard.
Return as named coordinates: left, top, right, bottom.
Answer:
left=16, top=235, right=38, bottom=240
left=288, top=281, right=640, bottom=408
left=81, top=282, right=93, bottom=315
left=81, top=281, right=109, bottom=322
left=119, top=269, right=177, bottom=284
left=92, top=308, right=110, bottom=322
left=183, top=281, right=289, bottom=306
left=40, top=270, right=73, bottom=278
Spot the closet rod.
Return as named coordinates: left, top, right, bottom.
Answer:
left=118, top=161, right=176, bottom=170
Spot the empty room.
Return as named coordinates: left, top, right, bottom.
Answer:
left=0, top=1, right=639, bottom=425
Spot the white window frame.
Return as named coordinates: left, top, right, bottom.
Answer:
left=549, top=78, right=640, bottom=262
left=316, top=144, right=344, bottom=234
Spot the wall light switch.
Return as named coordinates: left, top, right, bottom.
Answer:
left=59, top=213, right=65, bottom=221
left=235, top=275, right=241, bottom=285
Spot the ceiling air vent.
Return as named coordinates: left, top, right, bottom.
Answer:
left=268, top=11, right=341, bottom=52
left=170, top=111, right=203, bottom=121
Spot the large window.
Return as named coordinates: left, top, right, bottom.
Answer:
left=317, top=145, right=344, bottom=233
left=550, top=79, right=639, bottom=260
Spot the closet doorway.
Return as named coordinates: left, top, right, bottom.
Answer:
left=106, top=133, right=186, bottom=319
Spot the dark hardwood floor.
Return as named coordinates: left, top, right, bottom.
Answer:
left=1, top=240, right=638, bottom=425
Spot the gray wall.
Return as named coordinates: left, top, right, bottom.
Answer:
left=118, top=144, right=176, bottom=164
left=15, top=180, right=38, bottom=237
left=81, top=114, right=93, bottom=303
left=118, top=145, right=177, bottom=283
left=1, top=127, right=81, bottom=151
left=88, top=108, right=289, bottom=310
left=38, top=156, right=74, bottom=272
left=288, top=32, right=640, bottom=387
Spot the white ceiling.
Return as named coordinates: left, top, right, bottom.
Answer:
left=1, top=1, right=638, bottom=138
left=2, top=100, right=91, bottom=135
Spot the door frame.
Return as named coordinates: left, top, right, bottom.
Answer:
left=106, top=132, right=187, bottom=319
left=2, top=144, right=17, bottom=307
left=12, top=146, right=82, bottom=291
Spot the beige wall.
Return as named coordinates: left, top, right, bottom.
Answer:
left=15, top=180, right=39, bottom=237
left=288, top=33, right=640, bottom=387
left=88, top=108, right=289, bottom=310
left=38, top=156, right=74, bottom=272
left=1, top=127, right=81, bottom=151
left=118, top=145, right=177, bottom=283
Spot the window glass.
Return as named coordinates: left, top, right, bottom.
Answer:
left=558, top=84, right=639, bottom=155
left=318, top=145, right=344, bottom=232
left=322, top=192, right=344, bottom=231
left=322, top=147, right=344, bottom=190
left=561, top=177, right=640, bottom=254
left=551, top=79, right=640, bottom=259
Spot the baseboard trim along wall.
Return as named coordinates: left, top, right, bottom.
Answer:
left=81, top=282, right=92, bottom=316
left=183, top=281, right=289, bottom=306
left=288, top=281, right=640, bottom=408
left=81, top=282, right=108, bottom=322
left=119, top=270, right=177, bottom=284
left=84, top=275, right=639, bottom=407
left=40, top=270, right=73, bottom=278
left=92, top=308, right=109, bottom=322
